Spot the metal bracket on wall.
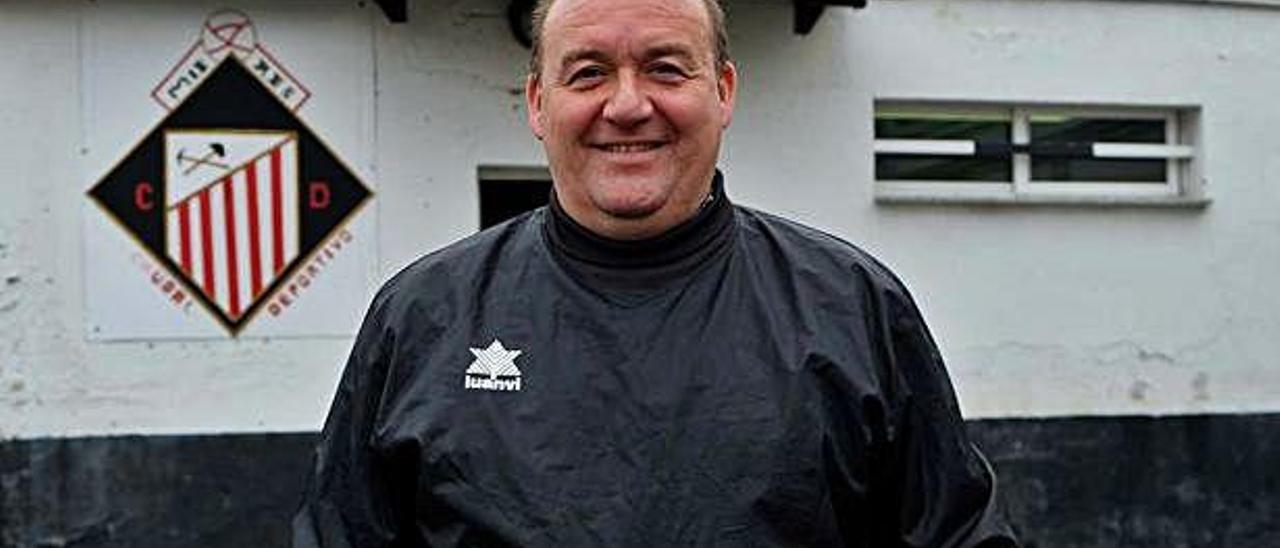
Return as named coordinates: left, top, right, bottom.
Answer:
left=375, top=0, right=868, bottom=41
left=794, top=0, right=867, bottom=34
left=375, top=0, right=408, bottom=23
left=509, top=0, right=536, bottom=48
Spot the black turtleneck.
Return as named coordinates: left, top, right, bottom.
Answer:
left=543, top=170, right=736, bottom=290
left=298, top=169, right=1017, bottom=548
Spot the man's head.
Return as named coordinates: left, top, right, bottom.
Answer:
left=525, top=0, right=737, bottom=240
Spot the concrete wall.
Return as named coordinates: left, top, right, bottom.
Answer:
left=2, top=0, right=1278, bottom=433
left=4, top=1, right=1280, bottom=545
left=833, top=0, right=1280, bottom=419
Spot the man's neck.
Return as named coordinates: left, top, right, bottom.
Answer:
left=544, top=171, right=734, bottom=279
left=558, top=182, right=716, bottom=242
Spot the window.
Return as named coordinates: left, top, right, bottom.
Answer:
left=477, top=166, right=552, bottom=230
left=873, top=102, right=1204, bottom=205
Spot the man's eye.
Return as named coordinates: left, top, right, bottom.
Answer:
left=650, top=63, right=689, bottom=80
left=567, top=66, right=606, bottom=84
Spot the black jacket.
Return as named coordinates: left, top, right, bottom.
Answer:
left=294, top=174, right=1017, bottom=547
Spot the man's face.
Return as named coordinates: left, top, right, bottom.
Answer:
left=526, top=0, right=736, bottom=239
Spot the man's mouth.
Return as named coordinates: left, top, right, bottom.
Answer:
left=593, top=141, right=665, bottom=153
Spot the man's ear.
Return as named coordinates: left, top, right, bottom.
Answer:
left=717, top=61, right=738, bottom=129
left=526, top=73, right=546, bottom=140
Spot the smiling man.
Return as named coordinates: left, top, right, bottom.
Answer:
left=294, top=0, right=1017, bottom=546
left=526, top=0, right=735, bottom=240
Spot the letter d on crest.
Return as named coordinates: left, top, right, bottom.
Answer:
left=308, top=181, right=330, bottom=209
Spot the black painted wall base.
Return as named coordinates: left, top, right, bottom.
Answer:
left=969, top=414, right=1279, bottom=548
left=0, top=434, right=316, bottom=547
left=2, top=414, right=1277, bottom=547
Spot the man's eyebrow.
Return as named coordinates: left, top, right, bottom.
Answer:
left=642, top=44, right=699, bottom=64
left=555, top=44, right=703, bottom=71
left=557, top=48, right=612, bottom=69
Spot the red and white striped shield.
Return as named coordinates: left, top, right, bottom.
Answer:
left=164, top=130, right=299, bottom=321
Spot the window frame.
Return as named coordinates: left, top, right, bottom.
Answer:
left=872, top=102, right=1205, bottom=206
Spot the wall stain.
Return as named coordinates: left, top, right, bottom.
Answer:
left=1192, top=372, right=1210, bottom=401
left=933, top=1, right=963, bottom=23
left=1092, top=340, right=1181, bottom=367
left=1136, top=348, right=1176, bottom=365
left=1129, top=379, right=1150, bottom=402
left=968, top=28, right=1020, bottom=46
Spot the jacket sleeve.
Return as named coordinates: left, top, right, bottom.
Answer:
left=292, top=291, right=415, bottom=548
left=871, top=280, right=1019, bottom=548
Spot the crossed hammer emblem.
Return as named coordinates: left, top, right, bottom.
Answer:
left=176, top=143, right=228, bottom=175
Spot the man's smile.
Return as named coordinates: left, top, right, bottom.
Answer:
left=590, top=140, right=668, bottom=153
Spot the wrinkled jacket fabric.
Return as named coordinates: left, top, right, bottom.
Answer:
left=294, top=174, right=1017, bottom=547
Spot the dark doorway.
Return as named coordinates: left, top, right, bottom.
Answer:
left=478, top=166, right=552, bottom=230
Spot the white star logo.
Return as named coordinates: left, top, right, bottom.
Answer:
left=466, top=339, right=522, bottom=380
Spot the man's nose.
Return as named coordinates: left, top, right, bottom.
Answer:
left=601, top=72, right=653, bottom=128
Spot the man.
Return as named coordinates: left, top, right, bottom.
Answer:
left=294, top=0, right=1017, bottom=545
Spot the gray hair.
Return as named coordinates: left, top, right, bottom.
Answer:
left=527, top=0, right=731, bottom=77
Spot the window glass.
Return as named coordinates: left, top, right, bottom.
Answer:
left=872, top=104, right=1194, bottom=200
left=877, top=155, right=1012, bottom=182
left=1030, top=117, right=1167, bottom=182
left=1030, top=117, right=1164, bottom=144
left=875, top=116, right=1010, bottom=142
left=875, top=113, right=1012, bottom=181
left=1031, top=158, right=1166, bottom=183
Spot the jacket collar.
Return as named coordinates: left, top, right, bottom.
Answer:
left=543, top=170, right=735, bottom=289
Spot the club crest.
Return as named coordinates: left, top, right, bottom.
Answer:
left=87, top=9, right=372, bottom=335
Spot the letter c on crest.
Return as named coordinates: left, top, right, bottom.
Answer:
left=135, top=181, right=155, bottom=211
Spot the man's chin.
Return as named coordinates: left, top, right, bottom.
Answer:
left=588, top=181, right=669, bottom=220
left=596, top=200, right=664, bottom=220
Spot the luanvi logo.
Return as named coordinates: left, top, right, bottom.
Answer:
left=86, top=9, right=372, bottom=335
left=465, top=339, right=524, bottom=392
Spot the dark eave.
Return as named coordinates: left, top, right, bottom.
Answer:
left=375, top=0, right=408, bottom=23
left=376, top=0, right=866, bottom=41
left=794, top=0, right=866, bottom=34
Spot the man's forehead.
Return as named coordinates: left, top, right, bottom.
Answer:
left=544, top=0, right=710, bottom=41
left=541, top=0, right=713, bottom=61
left=546, top=0, right=709, bottom=23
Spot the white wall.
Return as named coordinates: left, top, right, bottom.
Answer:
left=1, top=0, right=1277, bottom=439
left=814, top=0, right=1280, bottom=418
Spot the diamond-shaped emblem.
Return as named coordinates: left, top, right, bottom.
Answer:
left=87, top=56, right=371, bottom=334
